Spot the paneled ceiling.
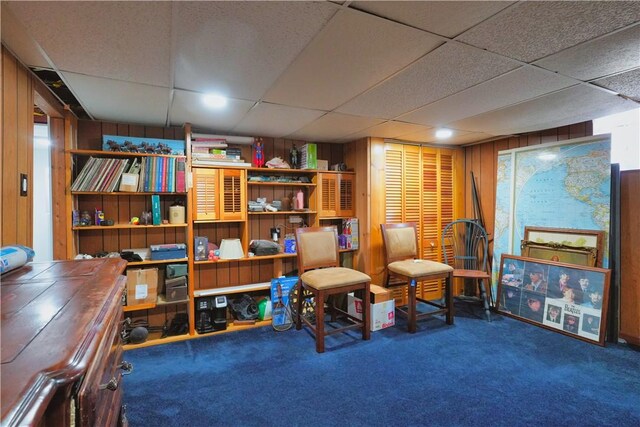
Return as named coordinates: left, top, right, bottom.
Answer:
left=2, top=1, right=639, bottom=145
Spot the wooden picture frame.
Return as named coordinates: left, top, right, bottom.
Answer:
left=523, top=226, right=606, bottom=267
left=497, top=254, right=610, bottom=346
left=520, top=240, right=597, bottom=267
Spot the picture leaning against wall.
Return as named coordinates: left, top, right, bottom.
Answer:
left=497, top=254, right=610, bottom=346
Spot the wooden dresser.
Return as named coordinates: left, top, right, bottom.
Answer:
left=1, top=258, right=129, bottom=426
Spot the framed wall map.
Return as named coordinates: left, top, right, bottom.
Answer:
left=490, top=135, right=612, bottom=298
left=497, top=254, right=610, bottom=346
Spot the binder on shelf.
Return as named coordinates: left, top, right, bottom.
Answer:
left=151, top=194, right=161, bottom=225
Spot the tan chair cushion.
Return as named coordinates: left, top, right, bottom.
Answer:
left=298, top=230, right=337, bottom=266
left=388, top=259, right=453, bottom=278
left=301, top=267, right=371, bottom=290
left=386, top=227, right=417, bottom=259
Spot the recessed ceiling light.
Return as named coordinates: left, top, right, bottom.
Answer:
left=202, top=94, right=228, bottom=109
left=435, top=128, right=453, bottom=139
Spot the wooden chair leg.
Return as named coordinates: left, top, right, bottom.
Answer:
left=408, top=279, right=417, bottom=333
left=315, top=290, right=326, bottom=353
left=362, top=283, right=371, bottom=341
left=445, top=275, right=454, bottom=325
left=296, top=282, right=304, bottom=330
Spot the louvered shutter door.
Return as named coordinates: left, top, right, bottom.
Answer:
left=384, top=144, right=403, bottom=224
left=320, top=174, right=338, bottom=216
left=220, top=169, right=246, bottom=220
left=440, top=152, right=454, bottom=233
left=403, top=145, right=422, bottom=225
left=338, top=174, right=355, bottom=217
left=383, top=144, right=459, bottom=303
left=420, top=148, right=443, bottom=298
left=193, top=168, right=219, bottom=220
left=422, top=149, right=439, bottom=261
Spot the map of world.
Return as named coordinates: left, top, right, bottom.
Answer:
left=491, top=136, right=612, bottom=296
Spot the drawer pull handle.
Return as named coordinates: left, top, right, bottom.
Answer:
left=99, top=377, right=119, bottom=391
left=119, top=361, right=134, bottom=375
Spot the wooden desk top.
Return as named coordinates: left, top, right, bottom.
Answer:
left=1, top=258, right=127, bottom=426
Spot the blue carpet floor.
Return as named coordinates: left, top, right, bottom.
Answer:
left=123, top=305, right=640, bottom=426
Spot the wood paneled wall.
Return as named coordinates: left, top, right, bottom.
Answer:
left=463, top=122, right=593, bottom=241
left=1, top=46, right=34, bottom=247
left=619, top=170, right=640, bottom=346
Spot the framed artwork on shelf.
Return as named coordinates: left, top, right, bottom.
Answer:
left=497, top=254, right=610, bottom=346
left=520, top=240, right=597, bottom=267
left=523, top=226, right=605, bottom=267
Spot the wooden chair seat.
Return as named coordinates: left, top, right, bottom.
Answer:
left=452, top=269, right=490, bottom=280
left=388, top=259, right=453, bottom=278
left=301, top=267, right=371, bottom=290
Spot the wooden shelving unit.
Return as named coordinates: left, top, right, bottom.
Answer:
left=68, top=123, right=357, bottom=349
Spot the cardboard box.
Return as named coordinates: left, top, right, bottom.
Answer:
left=165, top=276, right=188, bottom=302
left=317, top=159, right=328, bottom=171
left=126, top=268, right=158, bottom=306
left=348, top=285, right=395, bottom=331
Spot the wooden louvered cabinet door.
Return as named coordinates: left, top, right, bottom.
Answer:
left=319, top=173, right=338, bottom=216
left=219, top=168, right=246, bottom=221
left=338, top=173, right=355, bottom=217
left=192, top=167, right=219, bottom=220
left=318, top=172, right=355, bottom=218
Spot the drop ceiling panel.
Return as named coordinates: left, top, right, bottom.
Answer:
left=458, top=1, right=640, bottom=62
left=350, top=1, right=514, bottom=38
left=449, top=85, right=639, bottom=135
left=593, top=68, right=640, bottom=102
left=173, top=1, right=337, bottom=101
left=5, top=1, right=173, bottom=86
left=535, top=25, right=640, bottom=81
left=336, top=42, right=519, bottom=119
left=232, top=103, right=325, bottom=138
left=343, top=121, right=433, bottom=141
left=262, top=9, right=443, bottom=111
left=287, top=113, right=384, bottom=142
left=400, top=66, right=577, bottom=127
left=0, top=4, right=50, bottom=68
left=169, top=90, right=255, bottom=132
left=61, top=73, right=169, bottom=126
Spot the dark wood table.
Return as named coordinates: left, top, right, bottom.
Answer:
left=1, top=258, right=128, bottom=426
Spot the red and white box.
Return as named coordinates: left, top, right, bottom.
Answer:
left=347, top=285, right=395, bottom=331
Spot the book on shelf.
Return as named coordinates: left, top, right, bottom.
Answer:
left=72, top=155, right=183, bottom=193
left=176, top=157, right=186, bottom=193
left=71, top=157, right=97, bottom=191
left=151, top=194, right=161, bottom=225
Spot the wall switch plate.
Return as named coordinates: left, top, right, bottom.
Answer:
left=289, top=215, right=302, bottom=224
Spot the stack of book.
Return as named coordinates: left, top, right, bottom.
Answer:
left=71, top=156, right=187, bottom=193
left=191, top=135, right=251, bottom=167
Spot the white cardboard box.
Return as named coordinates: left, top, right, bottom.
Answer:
left=347, top=285, right=395, bottom=331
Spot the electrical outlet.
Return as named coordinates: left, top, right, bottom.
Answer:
left=289, top=215, right=303, bottom=224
